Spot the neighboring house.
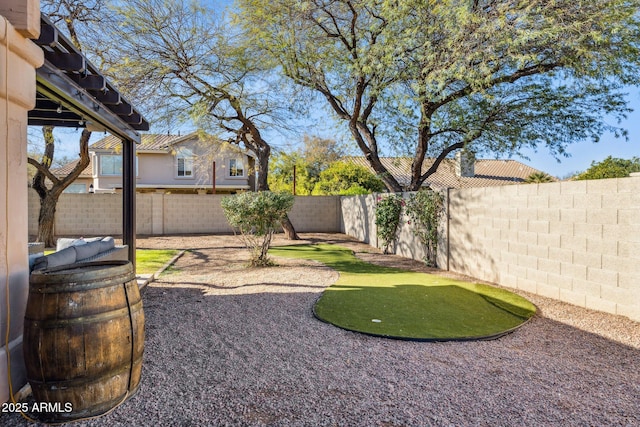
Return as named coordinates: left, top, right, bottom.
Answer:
left=347, top=151, right=554, bottom=190
left=54, top=132, right=256, bottom=194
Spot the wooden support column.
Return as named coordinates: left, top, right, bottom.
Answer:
left=123, top=138, right=136, bottom=269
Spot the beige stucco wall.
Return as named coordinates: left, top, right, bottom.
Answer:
left=92, top=140, right=253, bottom=192
left=0, top=3, right=43, bottom=404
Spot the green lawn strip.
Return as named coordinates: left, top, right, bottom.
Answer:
left=270, top=244, right=536, bottom=340
left=43, top=248, right=179, bottom=276
left=136, top=249, right=180, bottom=275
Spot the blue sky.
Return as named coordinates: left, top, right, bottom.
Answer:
left=516, top=90, right=640, bottom=178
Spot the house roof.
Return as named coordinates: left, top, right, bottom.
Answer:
left=89, top=131, right=254, bottom=155
left=90, top=133, right=194, bottom=152
left=346, top=157, right=551, bottom=189
left=51, top=158, right=93, bottom=178
left=52, top=132, right=252, bottom=178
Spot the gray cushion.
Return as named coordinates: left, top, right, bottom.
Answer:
left=56, top=237, right=87, bottom=251
left=99, top=236, right=115, bottom=252
left=32, top=236, right=119, bottom=271
left=74, top=241, right=102, bottom=261
left=84, top=237, right=104, bottom=243
left=32, top=246, right=77, bottom=270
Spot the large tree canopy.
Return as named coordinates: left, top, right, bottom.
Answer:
left=105, top=0, right=300, bottom=238
left=268, top=135, right=346, bottom=194
left=236, top=0, right=640, bottom=191
left=105, top=0, right=293, bottom=192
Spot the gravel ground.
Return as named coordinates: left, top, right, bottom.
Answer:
left=5, top=233, right=640, bottom=426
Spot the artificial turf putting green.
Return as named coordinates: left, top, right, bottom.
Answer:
left=270, top=244, right=536, bottom=341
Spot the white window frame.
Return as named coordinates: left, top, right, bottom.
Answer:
left=100, top=154, right=122, bottom=176
left=228, top=158, right=245, bottom=178
left=176, top=149, right=195, bottom=179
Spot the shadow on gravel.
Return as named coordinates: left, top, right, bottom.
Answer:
left=5, top=282, right=639, bottom=427
left=6, top=233, right=640, bottom=426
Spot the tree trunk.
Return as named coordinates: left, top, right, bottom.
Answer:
left=255, top=146, right=271, bottom=192
left=30, top=128, right=92, bottom=247
left=251, top=137, right=299, bottom=240
left=281, top=215, right=299, bottom=240
left=351, top=121, right=404, bottom=192
left=37, top=193, right=60, bottom=248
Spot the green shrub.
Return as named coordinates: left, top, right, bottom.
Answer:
left=221, top=191, right=294, bottom=266
left=312, top=161, right=385, bottom=195
left=524, top=172, right=554, bottom=183
left=375, top=194, right=404, bottom=254
left=406, top=190, right=444, bottom=266
left=574, top=156, right=640, bottom=180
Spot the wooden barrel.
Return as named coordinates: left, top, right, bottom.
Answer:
left=24, top=261, right=144, bottom=422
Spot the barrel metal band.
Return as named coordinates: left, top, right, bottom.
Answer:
left=24, top=299, right=143, bottom=328
left=28, top=361, right=134, bottom=388
left=32, top=273, right=136, bottom=293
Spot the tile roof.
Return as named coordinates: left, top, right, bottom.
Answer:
left=52, top=133, right=188, bottom=177
left=90, top=133, right=188, bottom=151
left=345, top=157, right=551, bottom=189
left=51, top=158, right=93, bottom=178
left=53, top=132, right=241, bottom=178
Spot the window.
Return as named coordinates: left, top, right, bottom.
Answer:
left=176, top=151, right=194, bottom=178
left=229, top=158, right=244, bottom=177
left=63, top=183, right=88, bottom=193
left=100, top=155, right=122, bottom=176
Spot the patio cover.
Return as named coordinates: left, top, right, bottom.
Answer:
left=27, top=14, right=149, bottom=265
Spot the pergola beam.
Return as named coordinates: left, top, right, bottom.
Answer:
left=28, top=13, right=149, bottom=269
left=43, top=51, right=85, bottom=72
left=36, top=62, right=143, bottom=142
left=68, top=73, right=106, bottom=91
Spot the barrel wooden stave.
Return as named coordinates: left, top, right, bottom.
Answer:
left=24, top=261, right=144, bottom=422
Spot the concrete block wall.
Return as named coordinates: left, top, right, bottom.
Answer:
left=136, top=193, right=153, bottom=235
left=28, top=192, right=343, bottom=238
left=288, top=196, right=341, bottom=232
left=339, top=194, right=377, bottom=245
left=27, top=179, right=640, bottom=321
left=162, top=194, right=232, bottom=234
left=446, top=178, right=640, bottom=321
left=54, top=193, right=124, bottom=236
left=29, top=190, right=149, bottom=236
left=27, top=189, right=39, bottom=236
left=339, top=178, right=640, bottom=322
left=339, top=193, right=433, bottom=263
